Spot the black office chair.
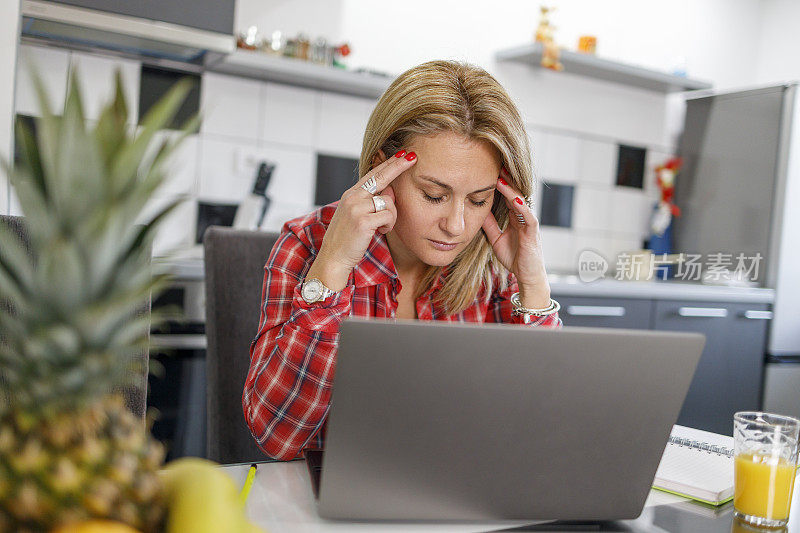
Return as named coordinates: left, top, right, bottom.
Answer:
left=203, top=226, right=280, bottom=464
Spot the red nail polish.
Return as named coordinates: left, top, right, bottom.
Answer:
left=405, top=151, right=417, bottom=161
left=499, top=177, right=508, bottom=186
left=394, top=149, right=406, bottom=158
left=515, top=197, right=524, bottom=205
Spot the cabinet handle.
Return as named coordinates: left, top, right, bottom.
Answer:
left=742, top=310, right=773, bottom=320
left=566, top=306, right=626, bottom=317
left=677, top=307, right=728, bottom=318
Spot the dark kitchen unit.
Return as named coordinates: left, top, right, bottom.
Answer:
left=673, top=82, right=800, bottom=423
left=148, top=279, right=207, bottom=460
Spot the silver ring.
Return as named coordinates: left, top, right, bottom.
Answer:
left=516, top=213, right=526, bottom=225
left=372, top=195, right=386, bottom=213
left=524, top=196, right=534, bottom=210
left=361, top=176, right=378, bottom=195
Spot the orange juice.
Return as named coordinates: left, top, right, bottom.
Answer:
left=734, top=453, right=797, bottom=520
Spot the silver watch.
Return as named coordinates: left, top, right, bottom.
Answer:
left=301, top=277, right=336, bottom=304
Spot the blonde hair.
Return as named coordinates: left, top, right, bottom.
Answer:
left=358, top=60, right=534, bottom=315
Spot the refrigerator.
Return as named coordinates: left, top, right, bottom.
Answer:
left=673, top=82, right=800, bottom=420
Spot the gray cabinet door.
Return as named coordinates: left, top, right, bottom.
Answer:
left=554, top=296, right=653, bottom=329
left=653, top=300, right=769, bottom=435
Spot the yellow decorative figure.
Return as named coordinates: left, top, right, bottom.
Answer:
left=534, top=6, right=564, bottom=71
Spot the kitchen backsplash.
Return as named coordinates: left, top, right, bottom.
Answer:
left=13, top=44, right=674, bottom=275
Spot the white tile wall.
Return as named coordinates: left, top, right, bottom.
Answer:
left=8, top=188, right=22, bottom=217
left=11, top=44, right=674, bottom=268
left=15, top=45, right=70, bottom=116
left=540, top=131, right=580, bottom=184
left=198, top=136, right=260, bottom=203
left=573, top=231, right=615, bottom=273
left=261, top=82, right=317, bottom=148
left=526, top=126, right=548, bottom=182
left=578, top=138, right=617, bottom=187
left=572, top=186, right=613, bottom=233
left=609, top=187, right=652, bottom=238
left=138, top=196, right=198, bottom=257
left=198, top=137, right=316, bottom=208
left=315, top=92, right=375, bottom=157
left=200, top=72, right=262, bottom=141
left=540, top=226, right=575, bottom=273
left=68, top=52, right=139, bottom=125
left=262, top=145, right=317, bottom=207
left=149, top=132, right=200, bottom=197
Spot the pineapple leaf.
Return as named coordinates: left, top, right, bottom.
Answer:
left=110, top=77, right=193, bottom=199
left=13, top=116, right=47, bottom=198
left=54, top=68, right=105, bottom=231
left=76, top=274, right=169, bottom=349
left=26, top=68, right=64, bottom=228
left=0, top=223, right=34, bottom=298
left=33, top=234, right=86, bottom=316
left=144, top=114, right=201, bottom=186
left=94, top=69, right=130, bottom=172
left=92, top=197, right=186, bottom=299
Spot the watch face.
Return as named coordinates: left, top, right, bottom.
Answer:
left=303, top=279, right=322, bottom=301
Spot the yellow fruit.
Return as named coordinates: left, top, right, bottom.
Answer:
left=50, top=519, right=142, bottom=533
left=159, top=458, right=247, bottom=533
left=246, top=521, right=268, bottom=533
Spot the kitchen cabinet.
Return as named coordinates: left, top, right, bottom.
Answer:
left=651, top=300, right=770, bottom=435
left=554, top=293, right=771, bottom=436
left=557, top=296, right=652, bottom=329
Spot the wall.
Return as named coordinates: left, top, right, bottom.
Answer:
left=236, top=1, right=764, bottom=89
left=15, top=42, right=672, bottom=273
left=0, top=0, right=20, bottom=215
left=755, top=0, right=800, bottom=85
left=13, top=0, right=798, bottom=274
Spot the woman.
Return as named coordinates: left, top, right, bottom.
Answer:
left=244, top=60, right=562, bottom=461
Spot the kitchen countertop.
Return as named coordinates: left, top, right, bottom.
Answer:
left=547, top=274, right=774, bottom=304
left=154, top=255, right=775, bottom=305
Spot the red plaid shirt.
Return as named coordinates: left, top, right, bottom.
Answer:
left=243, top=202, right=562, bottom=461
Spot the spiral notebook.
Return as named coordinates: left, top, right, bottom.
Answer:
left=653, top=425, right=735, bottom=506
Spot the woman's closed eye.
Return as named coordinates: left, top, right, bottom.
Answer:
left=423, top=192, right=489, bottom=207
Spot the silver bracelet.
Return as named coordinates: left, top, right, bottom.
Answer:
left=510, top=292, right=561, bottom=317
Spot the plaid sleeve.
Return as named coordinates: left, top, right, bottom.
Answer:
left=243, top=230, right=355, bottom=460
left=485, top=273, right=562, bottom=328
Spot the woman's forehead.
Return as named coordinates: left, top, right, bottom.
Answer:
left=406, top=132, right=500, bottom=190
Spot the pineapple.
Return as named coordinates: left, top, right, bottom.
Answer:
left=0, top=65, right=196, bottom=532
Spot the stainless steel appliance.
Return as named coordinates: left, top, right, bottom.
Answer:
left=674, top=82, right=800, bottom=419
left=20, top=0, right=235, bottom=69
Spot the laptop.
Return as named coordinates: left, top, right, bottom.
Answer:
left=305, top=318, right=705, bottom=521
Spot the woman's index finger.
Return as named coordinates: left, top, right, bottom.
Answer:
left=358, top=150, right=416, bottom=193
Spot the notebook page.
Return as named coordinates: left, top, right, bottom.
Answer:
left=671, top=424, right=735, bottom=449
left=655, top=444, right=733, bottom=497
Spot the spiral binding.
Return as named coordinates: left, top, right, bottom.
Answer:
left=668, top=436, right=734, bottom=458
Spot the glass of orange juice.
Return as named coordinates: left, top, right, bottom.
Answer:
left=733, top=411, right=799, bottom=528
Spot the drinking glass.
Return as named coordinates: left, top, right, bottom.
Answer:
left=733, top=411, right=799, bottom=528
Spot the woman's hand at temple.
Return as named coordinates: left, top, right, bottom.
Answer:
left=305, top=150, right=417, bottom=292
left=482, top=166, right=552, bottom=309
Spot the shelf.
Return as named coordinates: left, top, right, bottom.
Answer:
left=206, top=49, right=394, bottom=99
left=495, top=43, right=712, bottom=93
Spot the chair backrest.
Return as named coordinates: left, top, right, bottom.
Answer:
left=203, top=226, right=280, bottom=464
left=0, top=215, right=150, bottom=418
